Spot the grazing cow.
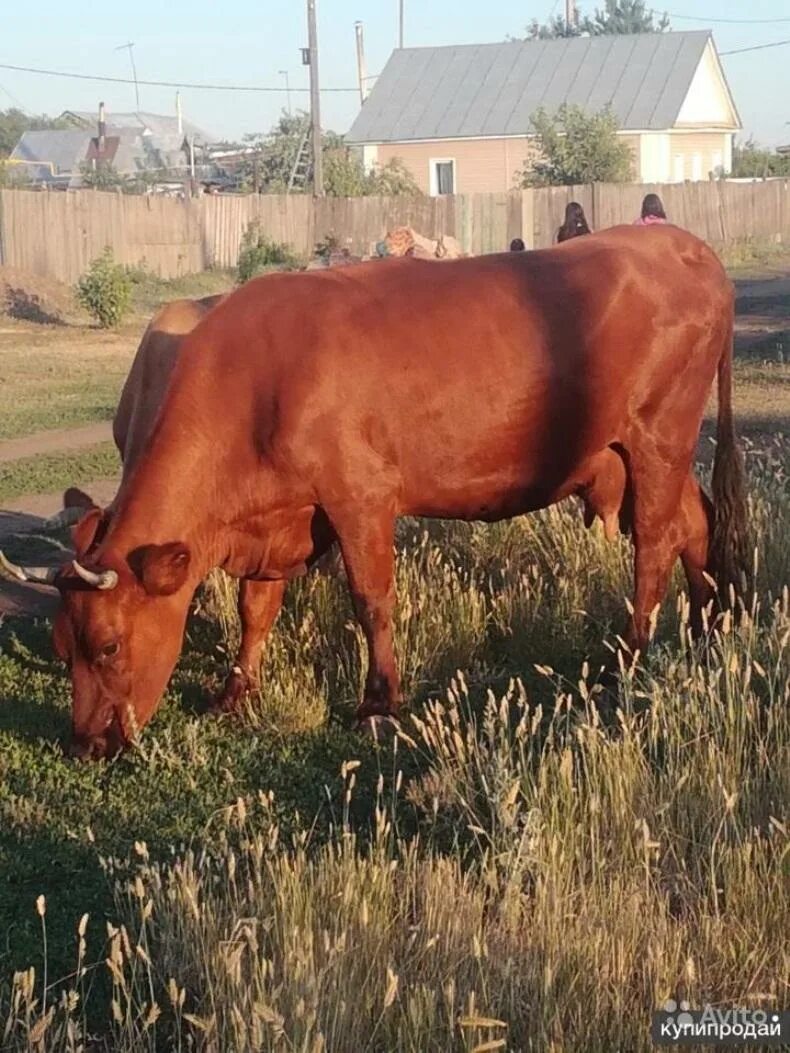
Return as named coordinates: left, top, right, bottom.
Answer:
left=1, top=226, right=748, bottom=759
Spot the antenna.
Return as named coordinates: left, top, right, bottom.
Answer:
left=115, top=42, right=140, bottom=111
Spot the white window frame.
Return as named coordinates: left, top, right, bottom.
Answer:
left=691, top=153, right=702, bottom=181
left=673, top=154, right=685, bottom=183
left=429, top=157, right=456, bottom=197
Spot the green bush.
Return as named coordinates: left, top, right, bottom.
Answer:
left=237, top=221, right=299, bottom=283
left=75, top=248, right=132, bottom=328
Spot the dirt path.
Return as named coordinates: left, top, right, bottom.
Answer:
left=0, top=421, right=113, bottom=464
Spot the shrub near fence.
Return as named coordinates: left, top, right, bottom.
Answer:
left=1, top=180, right=789, bottom=283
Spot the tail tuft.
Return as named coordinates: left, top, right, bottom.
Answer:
left=710, top=311, right=750, bottom=599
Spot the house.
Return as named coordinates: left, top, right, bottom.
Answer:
left=8, top=107, right=211, bottom=188
left=347, top=31, right=740, bottom=194
left=7, top=130, right=91, bottom=187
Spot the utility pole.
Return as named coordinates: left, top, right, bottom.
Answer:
left=354, top=22, right=367, bottom=105
left=565, top=0, right=576, bottom=32
left=399, top=0, right=404, bottom=48
left=306, top=0, right=323, bottom=196
left=115, top=42, right=140, bottom=111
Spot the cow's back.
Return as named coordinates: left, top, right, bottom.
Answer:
left=114, top=294, right=226, bottom=473
left=170, top=225, right=730, bottom=521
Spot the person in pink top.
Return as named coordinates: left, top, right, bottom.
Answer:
left=634, top=193, right=667, bottom=225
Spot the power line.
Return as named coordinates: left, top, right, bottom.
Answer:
left=667, top=11, right=790, bottom=23
left=0, top=81, right=28, bottom=111
left=0, top=61, right=358, bottom=93
left=720, top=38, right=790, bottom=55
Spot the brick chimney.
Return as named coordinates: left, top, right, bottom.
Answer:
left=98, top=101, right=106, bottom=152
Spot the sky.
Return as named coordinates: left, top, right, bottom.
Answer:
left=2, top=1, right=789, bottom=146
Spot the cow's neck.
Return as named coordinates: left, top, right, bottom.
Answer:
left=102, top=418, right=263, bottom=578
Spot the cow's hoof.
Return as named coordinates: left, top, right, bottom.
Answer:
left=356, top=714, right=400, bottom=741
left=208, top=669, right=250, bottom=717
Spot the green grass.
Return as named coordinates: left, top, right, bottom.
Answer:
left=719, top=241, right=790, bottom=275
left=0, top=443, right=119, bottom=502
left=0, top=335, right=132, bottom=442
left=0, top=270, right=233, bottom=442
left=0, top=266, right=787, bottom=1049
left=125, top=267, right=234, bottom=318
left=0, top=437, right=788, bottom=1050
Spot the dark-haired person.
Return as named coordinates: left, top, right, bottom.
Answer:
left=510, top=237, right=526, bottom=252
left=634, top=193, right=667, bottom=226
left=556, top=202, right=592, bottom=243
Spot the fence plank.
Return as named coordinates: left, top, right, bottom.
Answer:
left=2, top=180, right=788, bottom=285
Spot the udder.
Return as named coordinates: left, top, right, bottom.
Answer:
left=576, top=448, right=628, bottom=541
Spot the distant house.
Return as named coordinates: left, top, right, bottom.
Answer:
left=8, top=108, right=211, bottom=188
left=347, top=31, right=740, bottom=194
left=8, top=130, right=89, bottom=187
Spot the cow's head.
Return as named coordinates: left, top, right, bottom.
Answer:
left=2, top=509, right=194, bottom=759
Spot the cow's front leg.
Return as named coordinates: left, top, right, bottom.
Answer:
left=332, top=507, right=401, bottom=728
left=211, top=578, right=287, bottom=714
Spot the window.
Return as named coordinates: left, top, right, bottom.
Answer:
left=691, top=153, right=702, bottom=181
left=430, top=158, right=455, bottom=196
left=673, top=154, right=685, bottom=183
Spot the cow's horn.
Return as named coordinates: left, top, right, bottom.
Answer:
left=0, top=549, right=59, bottom=585
left=72, top=560, right=119, bottom=591
left=44, top=507, right=86, bottom=530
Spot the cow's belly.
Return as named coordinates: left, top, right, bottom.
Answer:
left=397, top=409, right=608, bottom=521
left=403, top=471, right=579, bottom=522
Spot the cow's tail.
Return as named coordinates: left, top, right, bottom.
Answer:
left=710, top=309, right=750, bottom=599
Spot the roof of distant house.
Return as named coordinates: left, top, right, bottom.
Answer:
left=61, top=110, right=212, bottom=143
left=9, top=129, right=89, bottom=180
left=347, top=31, right=735, bottom=143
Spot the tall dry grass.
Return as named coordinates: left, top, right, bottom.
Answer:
left=2, top=446, right=789, bottom=1052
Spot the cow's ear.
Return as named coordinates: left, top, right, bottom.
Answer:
left=133, top=542, right=191, bottom=597
left=72, top=508, right=106, bottom=556
left=64, top=487, right=99, bottom=512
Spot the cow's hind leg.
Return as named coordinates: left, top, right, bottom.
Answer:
left=211, top=579, right=287, bottom=714
left=678, top=475, right=715, bottom=639
left=623, top=458, right=690, bottom=656
left=330, top=506, right=401, bottom=727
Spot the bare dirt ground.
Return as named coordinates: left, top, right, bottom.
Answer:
left=733, top=271, right=790, bottom=359
left=0, top=422, right=113, bottom=464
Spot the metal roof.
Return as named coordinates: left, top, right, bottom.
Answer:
left=10, top=130, right=90, bottom=177
left=10, top=124, right=195, bottom=185
left=62, top=110, right=211, bottom=143
left=347, top=31, right=717, bottom=143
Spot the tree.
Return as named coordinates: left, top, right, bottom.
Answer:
left=238, top=111, right=312, bottom=192
left=584, top=0, right=669, bottom=34
left=240, top=111, right=422, bottom=197
left=79, top=160, right=123, bottom=190
left=731, top=138, right=790, bottom=179
left=0, top=159, right=31, bottom=188
left=324, top=148, right=369, bottom=197
left=523, top=0, right=668, bottom=40
left=324, top=151, right=422, bottom=197
left=0, top=107, right=68, bottom=157
left=518, top=105, right=634, bottom=186
left=369, top=158, right=422, bottom=197
left=525, top=14, right=582, bottom=39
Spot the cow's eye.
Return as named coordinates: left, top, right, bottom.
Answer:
left=100, top=641, right=120, bottom=660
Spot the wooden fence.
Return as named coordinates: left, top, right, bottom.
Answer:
left=1, top=179, right=789, bottom=284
